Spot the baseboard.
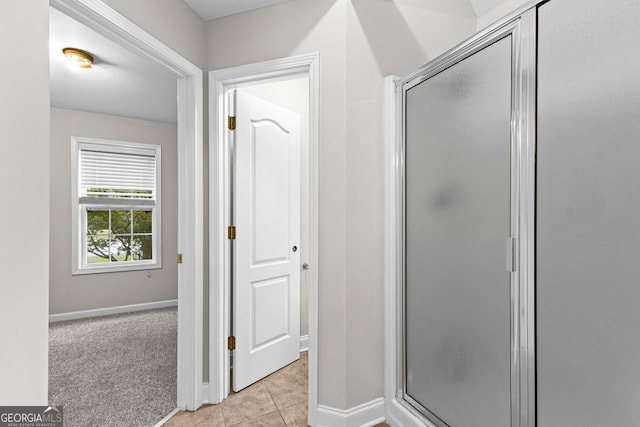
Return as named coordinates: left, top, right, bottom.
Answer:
left=386, top=397, right=440, bottom=427
left=153, top=408, right=180, bottom=427
left=316, top=398, right=385, bottom=427
left=49, top=299, right=178, bottom=323
left=300, top=334, right=309, bottom=352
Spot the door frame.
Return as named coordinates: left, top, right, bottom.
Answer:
left=383, top=8, right=537, bottom=427
left=208, top=53, right=319, bottom=423
left=49, top=0, right=204, bottom=411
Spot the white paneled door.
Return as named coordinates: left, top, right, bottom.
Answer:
left=232, top=90, right=301, bottom=391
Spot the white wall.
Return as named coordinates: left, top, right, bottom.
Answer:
left=208, top=0, right=349, bottom=408
left=207, top=0, right=476, bottom=410
left=0, top=0, right=485, bottom=411
left=242, top=77, right=311, bottom=338
left=345, top=0, right=476, bottom=408
left=49, top=108, right=178, bottom=315
left=477, top=0, right=533, bottom=30
left=0, top=0, right=50, bottom=405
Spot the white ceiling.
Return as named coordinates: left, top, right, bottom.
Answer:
left=183, top=0, right=297, bottom=21
left=183, top=0, right=506, bottom=21
left=468, top=0, right=505, bottom=16
left=49, top=6, right=177, bottom=124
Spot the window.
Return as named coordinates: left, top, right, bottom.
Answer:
left=72, top=137, right=161, bottom=274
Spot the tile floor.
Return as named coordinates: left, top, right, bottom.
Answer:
left=165, top=352, right=308, bottom=426
left=164, top=352, right=390, bottom=427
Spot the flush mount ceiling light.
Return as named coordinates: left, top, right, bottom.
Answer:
left=62, top=47, right=94, bottom=69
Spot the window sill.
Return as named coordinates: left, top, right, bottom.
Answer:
left=72, top=260, right=162, bottom=275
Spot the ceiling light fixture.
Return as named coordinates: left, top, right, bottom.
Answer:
left=62, top=47, right=94, bottom=69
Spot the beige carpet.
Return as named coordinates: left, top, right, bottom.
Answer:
left=49, top=307, right=177, bottom=426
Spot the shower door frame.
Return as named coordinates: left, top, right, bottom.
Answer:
left=384, top=6, right=537, bottom=427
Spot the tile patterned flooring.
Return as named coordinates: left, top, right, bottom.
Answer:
left=165, top=352, right=308, bottom=426
left=164, top=352, right=390, bottom=427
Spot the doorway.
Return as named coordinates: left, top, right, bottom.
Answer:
left=49, top=0, right=204, bottom=412
left=209, top=53, right=319, bottom=423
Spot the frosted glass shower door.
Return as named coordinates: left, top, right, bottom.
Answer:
left=537, top=0, right=640, bottom=425
left=404, top=35, right=512, bottom=427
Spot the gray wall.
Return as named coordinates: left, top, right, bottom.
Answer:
left=49, top=108, right=178, bottom=315
left=0, top=0, right=518, bottom=410
left=344, top=0, right=476, bottom=408
left=207, top=0, right=477, bottom=410
left=0, top=0, right=50, bottom=405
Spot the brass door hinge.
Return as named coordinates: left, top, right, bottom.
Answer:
left=228, top=116, right=236, bottom=130
left=177, top=253, right=183, bottom=264
left=228, top=226, right=236, bottom=240
left=228, top=336, right=236, bottom=350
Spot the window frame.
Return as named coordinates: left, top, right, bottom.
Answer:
left=71, top=136, right=162, bottom=275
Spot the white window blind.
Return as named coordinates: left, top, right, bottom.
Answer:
left=72, top=138, right=162, bottom=274
left=79, top=148, right=156, bottom=199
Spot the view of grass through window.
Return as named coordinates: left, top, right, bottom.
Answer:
left=86, top=209, right=153, bottom=263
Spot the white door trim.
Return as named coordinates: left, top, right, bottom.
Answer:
left=49, top=0, right=204, bottom=411
left=208, top=53, right=319, bottom=424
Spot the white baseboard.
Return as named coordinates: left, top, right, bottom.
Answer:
left=317, top=398, right=385, bottom=427
left=386, top=397, right=439, bottom=427
left=300, top=334, right=309, bottom=352
left=154, top=407, right=180, bottom=427
left=49, top=299, right=178, bottom=323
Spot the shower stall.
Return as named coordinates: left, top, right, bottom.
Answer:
left=390, top=0, right=640, bottom=426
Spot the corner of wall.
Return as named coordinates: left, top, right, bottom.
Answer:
left=476, top=0, right=533, bottom=31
